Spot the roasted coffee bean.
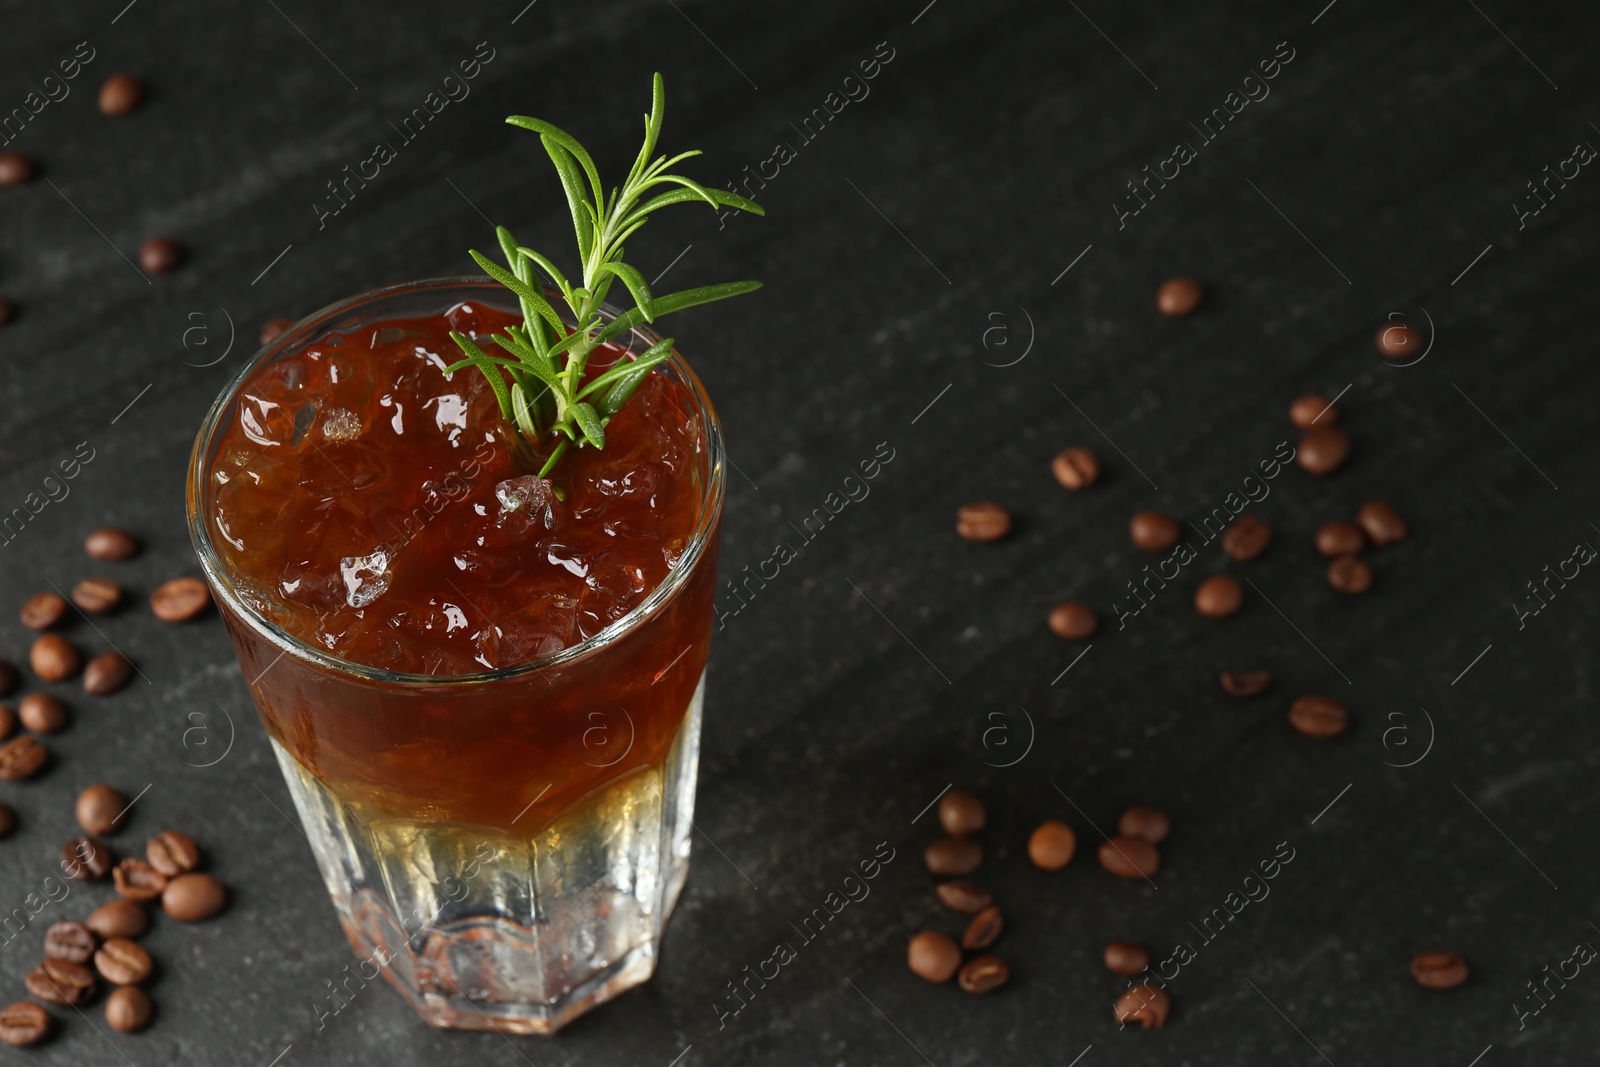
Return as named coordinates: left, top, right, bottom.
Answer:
left=1115, top=983, right=1171, bottom=1028
left=1375, top=320, right=1422, bottom=359
left=1357, top=501, right=1407, bottom=546
left=0, top=296, right=12, bottom=327
left=1052, top=446, right=1099, bottom=489
left=30, top=635, right=81, bottom=682
left=260, top=317, right=295, bottom=345
left=957, top=954, right=1009, bottom=994
left=1129, top=511, right=1181, bottom=552
left=907, top=931, right=961, bottom=983
left=163, top=872, right=226, bottom=921
left=956, top=501, right=1011, bottom=543
left=1288, top=695, right=1348, bottom=739
left=0, top=151, right=35, bottom=186
left=106, top=985, right=152, bottom=1033
left=84, top=652, right=135, bottom=696
left=20, top=591, right=67, bottom=631
left=962, top=906, right=1003, bottom=951
left=1048, top=601, right=1098, bottom=639
left=72, top=577, right=123, bottom=614
left=1411, top=950, right=1469, bottom=989
left=150, top=577, right=211, bottom=622
left=0, top=802, right=14, bottom=838
left=938, top=790, right=986, bottom=837
left=0, top=659, right=16, bottom=696
left=1222, top=516, right=1272, bottom=561
left=43, top=922, right=97, bottom=964
left=1220, top=669, right=1272, bottom=698
left=94, top=938, right=152, bottom=985
left=99, top=73, right=144, bottom=115
left=1118, top=806, right=1170, bottom=844
left=114, top=858, right=168, bottom=902
left=62, top=838, right=112, bottom=880
left=139, top=237, right=184, bottom=274
left=1098, top=835, right=1160, bottom=879
left=0, top=736, right=48, bottom=781
left=1296, top=426, right=1351, bottom=476
left=924, top=837, right=983, bottom=876
left=1315, top=520, right=1367, bottom=557
left=25, top=958, right=95, bottom=1006
left=1104, top=941, right=1150, bottom=977
left=1156, top=277, right=1204, bottom=317
left=77, top=784, right=127, bottom=836
left=936, top=880, right=993, bottom=914
left=147, top=830, right=200, bottom=876
left=85, top=527, right=139, bottom=561
left=0, top=703, right=11, bottom=739
left=18, top=693, right=67, bottom=733
left=1327, top=554, right=1373, bottom=595
left=1027, top=820, right=1076, bottom=870
left=86, top=899, right=149, bottom=940
left=0, top=1001, right=52, bottom=1047
left=1289, top=394, right=1335, bottom=428
left=1194, top=575, right=1243, bottom=618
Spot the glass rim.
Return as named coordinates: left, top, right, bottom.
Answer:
left=186, top=275, right=726, bottom=688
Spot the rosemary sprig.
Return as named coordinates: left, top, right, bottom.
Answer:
left=446, top=72, right=764, bottom=482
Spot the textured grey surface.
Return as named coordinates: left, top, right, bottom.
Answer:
left=1, top=0, right=1597, bottom=1063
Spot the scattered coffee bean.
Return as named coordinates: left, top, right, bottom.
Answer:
left=147, top=830, right=200, bottom=876
left=72, top=577, right=123, bottom=614
left=1220, top=669, right=1272, bottom=698
left=0, top=152, right=35, bottom=187
left=19, top=693, right=67, bottom=733
left=43, top=922, right=97, bottom=964
left=0, top=1000, right=51, bottom=1046
left=260, top=317, right=295, bottom=345
left=956, top=501, right=1011, bottom=543
left=0, top=803, right=13, bottom=838
left=1357, top=501, right=1406, bottom=546
left=1194, top=575, right=1243, bottom=618
left=1327, top=554, right=1373, bottom=595
left=957, top=954, right=1009, bottom=994
left=99, top=73, right=144, bottom=115
left=0, top=703, right=11, bottom=740
left=1315, top=520, right=1366, bottom=557
left=1296, top=426, right=1351, bottom=476
left=30, top=635, right=81, bottom=682
left=1289, top=394, right=1335, bottom=428
left=1288, top=695, right=1348, bottom=739
left=86, top=899, right=149, bottom=940
left=1027, top=820, right=1076, bottom=870
left=20, top=591, right=68, bottom=631
left=94, top=938, right=152, bottom=985
left=938, top=790, right=986, bottom=837
left=85, top=527, right=140, bottom=561
left=62, top=838, right=113, bottom=880
left=84, top=652, right=135, bottom=696
left=1155, top=277, right=1204, bottom=317
left=907, top=931, right=961, bottom=983
left=150, top=577, right=211, bottom=622
left=77, top=784, right=127, bottom=836
left=1104, top=941, right=1149, bottom=977
left=1411, top=950, right=1469, bottom=989
left=1375, top=321, right=1422, bottom=359
left=0, top=659, right=16, bottom=696
left=106, top=985, right=153, bottom=1033
left=924, top=837, right=983, bottom=877
left=1098, top=835, right=1160, bottom=879
left=1114, top=983, right=1170, bottom=1028
left=114, top=858, right=168, bottom=902
left=1130, top=511, right=1181, bottom=552
left=1221, top=516, right=1272, bottom=561
left=935, top=881, right=993, bottom=914
left=962, top=906, right=1003, bottom=951
left=1052, top=447, right=1099, bottom=489
left=0, top=296, right=12, bottom=327
left=1048, top=601, right=1097, bottom=639
left=165, top=872, right=229, bottom=922
left=25, top=958, right=95, bottom=1006
left=0, top=736, right=48, bottom=781
left=139, top=237, right=184, bottom=274
left=1118, top=806, right=1170, bottom=844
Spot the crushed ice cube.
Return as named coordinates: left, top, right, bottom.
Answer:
left=495, top=475, right=558, bottom=528
left=321, top=408, right=362, bottom=442
left=339, top=549, right=393, bottom=608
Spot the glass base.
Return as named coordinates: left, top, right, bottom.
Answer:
left=274, top=673, right=704, bottom=1034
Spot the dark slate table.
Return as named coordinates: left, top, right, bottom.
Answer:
left=2, top=0, right=1596, bottom=1062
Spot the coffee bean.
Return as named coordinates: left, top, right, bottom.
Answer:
left=1118, top=806, right=1170, bottom=844
left=1115, top=983, right=1170, bottom=1028
left=150, top=577, right=211, bottom=622
left=72, top=577, right=123, bottom=614
left=1315, top=520, right=1366, bottom=557
left=18, top=693, right=67, bottom=733
left=139, top=237, right=184, bottom=274
left=1048, top=601, right=1097, bottom=639
left=20, top=591, right=67, bottom=631
left=957, top=954, right=1009, bottom=994
left=0, top=1000, right=51, bottom=1046
left=1220, top=669, right=1272, bottom=698
left=1104, top=941, right=1149, bottom=977
left=30, top=635, right=81, bottom=682
left=962, top=906, right=1003, bottom=951
left=62, top=838, right=112, bottom=880
left=25, top=958, right=95, bottom=1006
left=1194, top=575, right=1243, bottom=618
left=924, top=837, right=983, bottom=876
left=1288, top=695, right=1348, bottom=739
left=99, top=73, right=144, bottom=115
left=106, top=986, right=152, bottom=1033
left=1289, top=394, right=1335, bottom=428
left=0, top=803, right=13, bottom=838
left=0, top=152, right=35, bottom=187
left=907, top=931, right=961, bottom=983
left=163, top=872, right=226, bottom=921
left=1411, top=950, right=1469, bottom=989
left=43, top=922, right=97, bottom=964
left=1156, top=277, right=1204, bottom=317
left=86, top=899, right=149, bottom=940
left=147, top=830, right=200, bottom=876
left=0, top=659, right=16, bottom=696
left=1027, top=820, right=1076, bottom=870
left=85, top=527, right=139, bottom=561
left=94, top=938, right=152, bottom=985
left=0, top=296, right=12, bottom=327
left=935, top=880, right=993, bottom=914
left=938, top=790, right=986, bottom=837
left=1130, top=511, right=1181, bottom=552
left=1222, top=516, right=1272, bottom=561
left=1357, top=501, right=1406, bottom=546
left=1296, top=426, right=1351, bottom=476
left=0, top=703, right=11, bottom=740
left=1052, top=447, right=1099, bottom=489
left=260, top=317, right=295, bottom=345
left=1098, top=835, right=1160, bottom=879
left=0, top=736, right=48, bottom=781
left=1327, top=554, right=1373, bottom=595
left=956, top=501, right=1011, bottom=543
left=83, top=652, right=134, bottom=696
left=77, top=785, right=127, bottom=836
left=1376, top=321, right=1422, bottom=359
left=114, top=858, right=168, bottom=902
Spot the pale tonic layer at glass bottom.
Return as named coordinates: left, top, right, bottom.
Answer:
left=272, top=672, right=704, bottom=1034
